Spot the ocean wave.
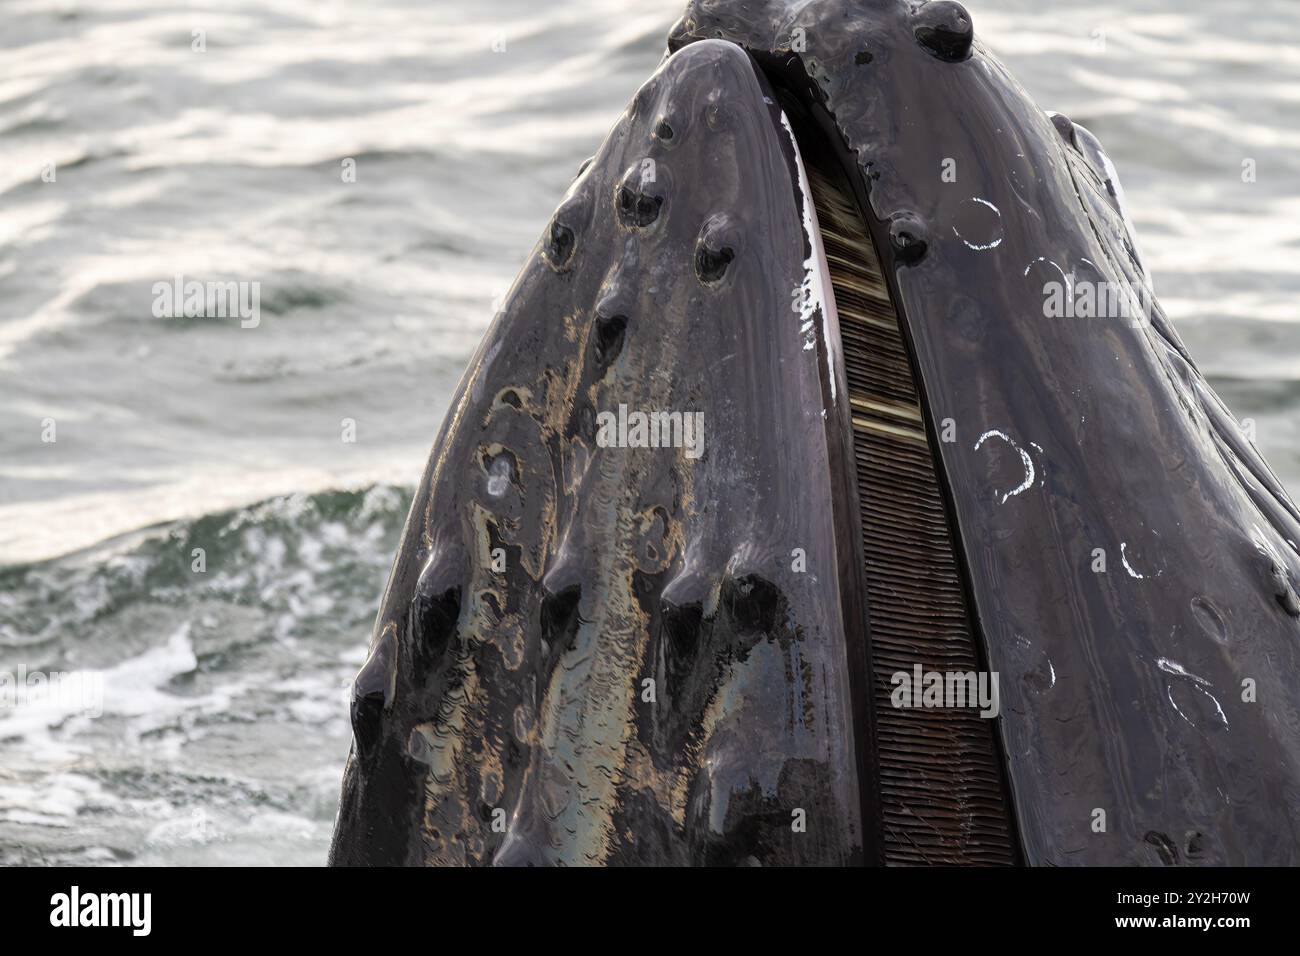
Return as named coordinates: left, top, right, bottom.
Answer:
left=0, top=485, right=409, bottom=865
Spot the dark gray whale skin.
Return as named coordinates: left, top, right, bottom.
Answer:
left=330, top=38, right=871, bottom=866
left=331, top=0, right=1300, bottom=865
left=662, top=0, right=1300, bottom=865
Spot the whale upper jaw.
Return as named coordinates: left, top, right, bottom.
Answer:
left=331, top=38, right=872, bottom=866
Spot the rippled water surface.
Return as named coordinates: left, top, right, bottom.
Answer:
left=1, top=0, right=1297, bottom=864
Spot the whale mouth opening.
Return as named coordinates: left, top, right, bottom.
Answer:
left=765, top=76, right=1022, bottom=865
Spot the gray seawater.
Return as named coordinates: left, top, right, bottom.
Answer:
left=0, top=0, right=1296, bottom=864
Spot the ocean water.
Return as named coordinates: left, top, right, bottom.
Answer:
left=1, top=0, right=1296, bottom=864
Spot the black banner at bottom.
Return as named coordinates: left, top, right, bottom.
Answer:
left=0, top=865, right=1280, bottom=941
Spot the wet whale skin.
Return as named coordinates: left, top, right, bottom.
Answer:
left=330, top=39, right=870, bottom=866
left=665, top=0, right=1300, bottom=865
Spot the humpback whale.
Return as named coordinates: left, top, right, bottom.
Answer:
left=329, top=0, right=1300, bottom=866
